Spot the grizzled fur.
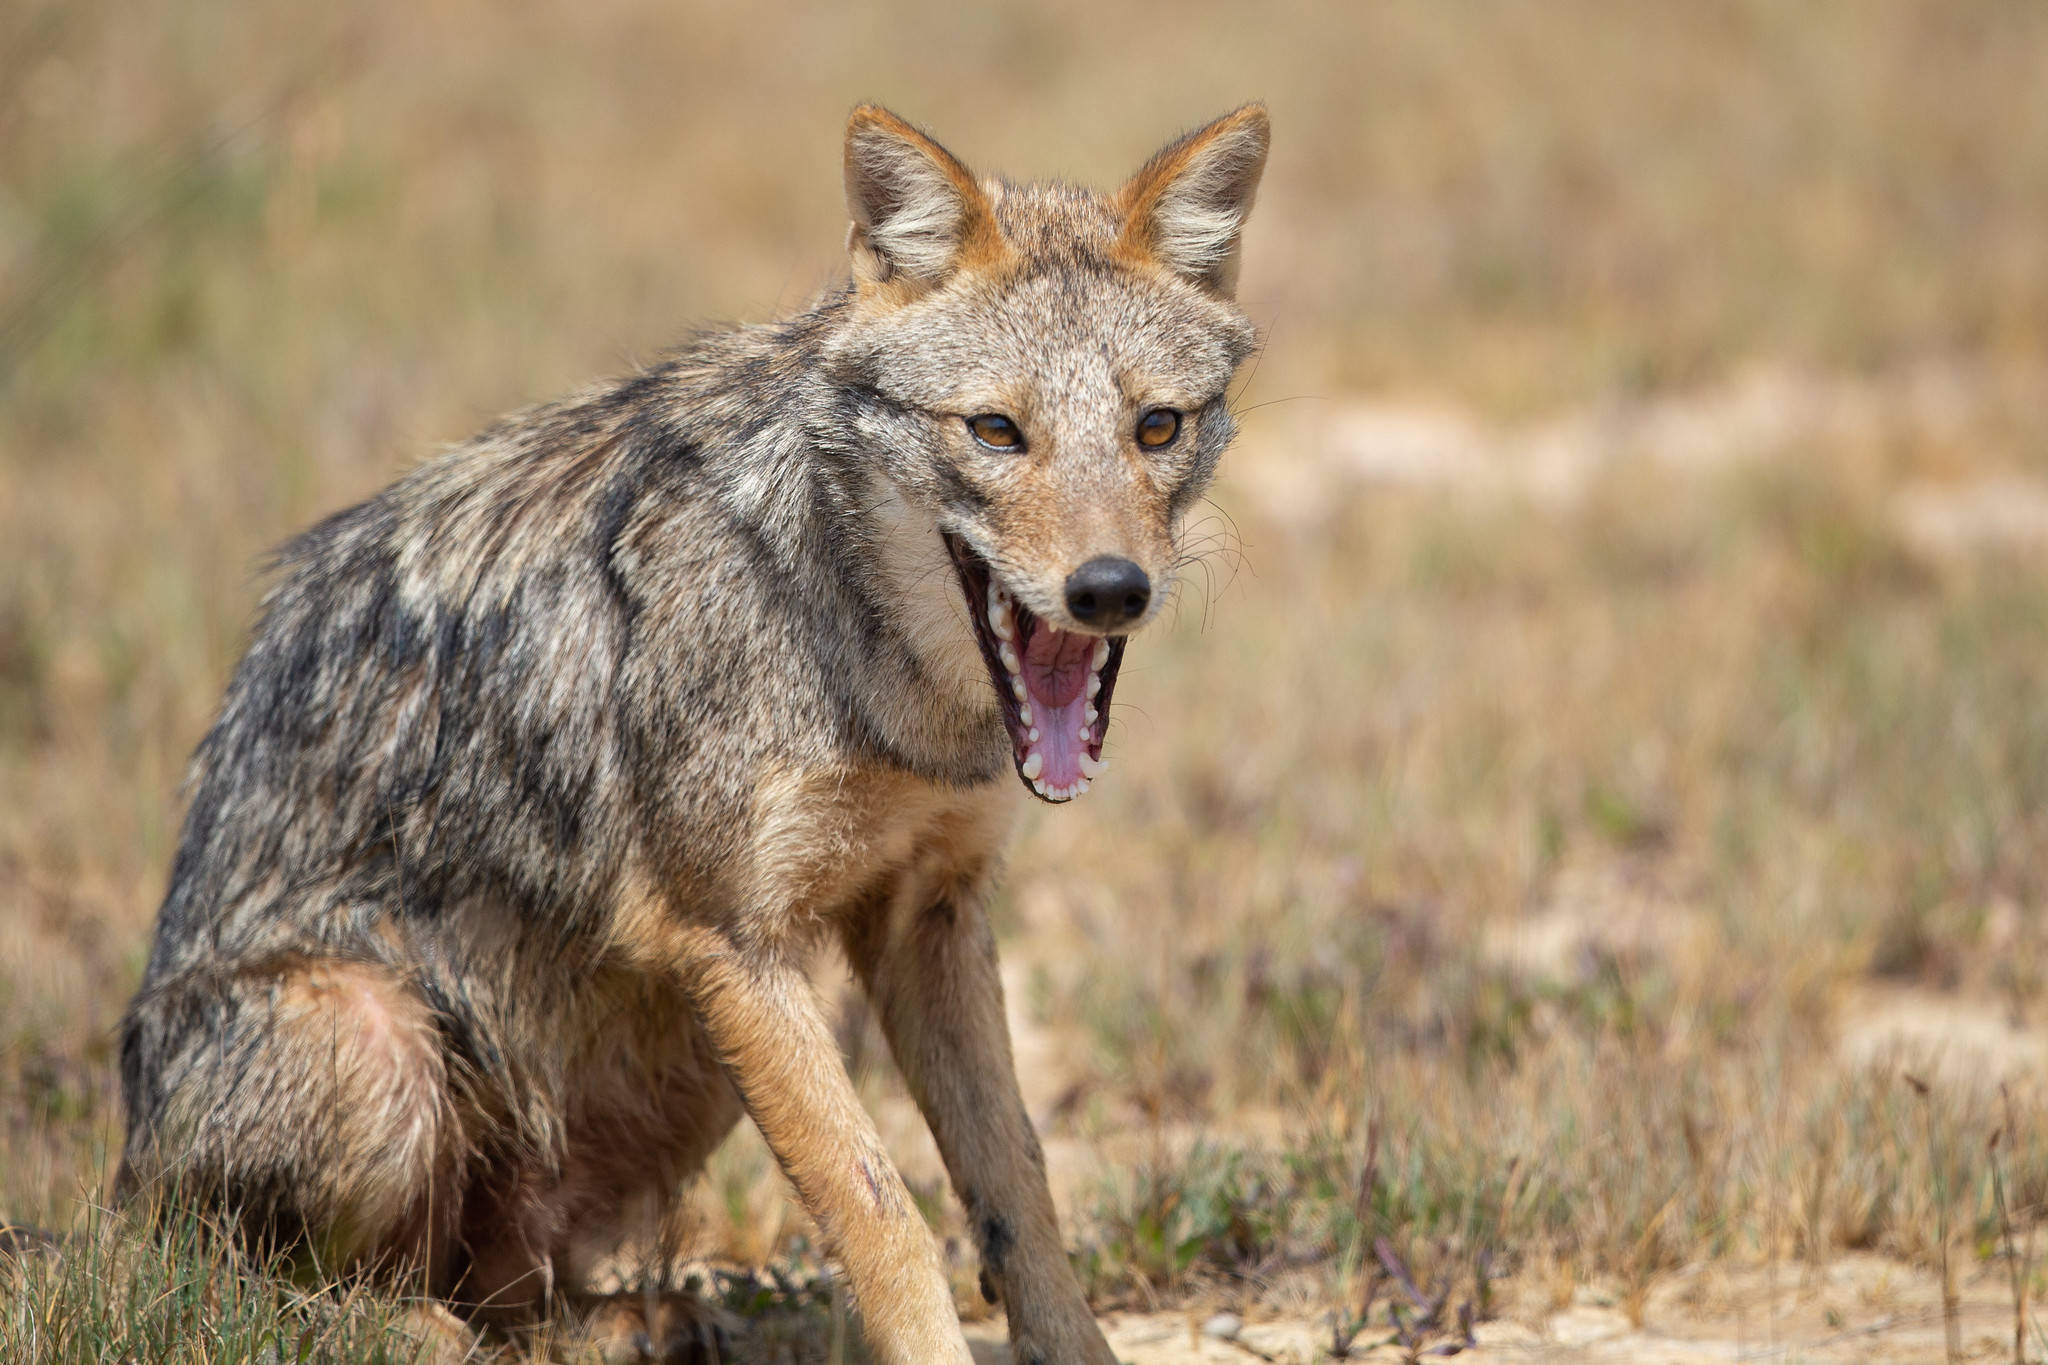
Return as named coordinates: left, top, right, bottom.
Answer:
left=119, top=104, right=1268, bottom=1365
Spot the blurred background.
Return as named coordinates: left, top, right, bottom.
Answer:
left=8, top=0, right=2048, bottom=1354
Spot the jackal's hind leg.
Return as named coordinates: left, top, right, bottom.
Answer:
left=119, top=957, right=463, bottom=1280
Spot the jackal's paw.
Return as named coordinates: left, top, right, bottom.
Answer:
left=395, top=1301, right=488, bottom=1365
left=559, top=1292, right=735, bottom=1365
left=1006, top=1314, right=1120, bottom=1365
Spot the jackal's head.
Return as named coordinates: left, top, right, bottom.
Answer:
left=824, top=104, right=1268, bottom=803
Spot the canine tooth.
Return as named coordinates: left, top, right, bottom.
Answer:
left=1087, top=674, right=1101, bottom=699
left=999, top=643, right=1020, bottom=674
left=1021, top=752, right=1043, bottom=780
left=1092, top=639, right=1110, bottom=669
left=1020, top=703, right=1034, bottom=727
left=1079, top=753, right=1108, bottom=779
left=988, top=585, right=1015, bottom=640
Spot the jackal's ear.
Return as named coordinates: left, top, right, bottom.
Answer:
left=1117, top=104, right=1270, bottom=297
left=843, top=105, right=999, bottom=289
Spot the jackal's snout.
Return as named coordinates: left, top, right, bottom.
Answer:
left=1064, top=556, right=1151, bottom=632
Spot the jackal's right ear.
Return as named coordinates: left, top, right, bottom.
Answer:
left=843, top=106, right=999, bottom=290
left=1118, top=104, right=1270, bottom=297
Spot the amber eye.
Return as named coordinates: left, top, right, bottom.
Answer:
left=968, top=414, right=1025, bottom=451
left=1136, top=408, right=1181, bottom=447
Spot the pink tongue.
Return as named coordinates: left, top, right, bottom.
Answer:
left=1023, top=627, right=1093, bottom=706
left=1022, top=626, right=1096, bottom=793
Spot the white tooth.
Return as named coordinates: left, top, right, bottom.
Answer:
left=999, top=643, right=1020, bottom=674
left=988, top=582, right=1004, bottom=616
left=1020, top=703, right=1034, bottom=727
left=1087, top=674, right=1101, bottom=699
left=1028, top=727, right=1040, bottom=741
left=1021, top=752, right=1043, bottom=780
left=1079, top=753, right=1107, bottom=779
left=1074, top=778, right=1090, bottom=796
left=1011, top=677, right=1028, bottom=703
left=1092, top=639, right=1110, bottom=669
left=991, top=607, right=1014, bottom=643
left=1078, top=725, right=1092, bottom=742
left=1083, top=704, right=1098, bottom=725
left=1033, top=778, right=1048, bottom=796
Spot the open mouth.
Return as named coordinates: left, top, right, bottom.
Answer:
left=945, top=534, right=1127, bottom=803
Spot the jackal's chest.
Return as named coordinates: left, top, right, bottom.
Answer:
left=740, top=763, right=1021, bottom=922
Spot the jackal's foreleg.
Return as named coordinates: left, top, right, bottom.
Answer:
left=675, top=927, right=971, bottom=1365
left=843, top=888, right=1118, bottom=1365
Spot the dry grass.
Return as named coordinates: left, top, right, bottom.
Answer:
left=0, top=1204, right=422, bottom=1363
left=8, top=0, right=2048, bottom=1356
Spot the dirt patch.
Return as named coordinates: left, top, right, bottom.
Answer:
left=962, top=1254, right=2027, bottom=1364
left=1840, top=983, right=2048, bottom=1084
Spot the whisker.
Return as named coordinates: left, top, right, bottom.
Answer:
left=1226, top=330, right=1273, bottom=417
left=1229, top=393, right=1320, bottom=419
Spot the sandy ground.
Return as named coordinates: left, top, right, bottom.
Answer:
left=1239, top=360, right=2048, bottom=564
left=953, top=1247, right=2030, bottom=1365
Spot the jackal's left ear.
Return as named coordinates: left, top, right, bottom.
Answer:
left=1117, top=104, right=1270, bottom=297
left=844, top=105, right=1000, bottom=290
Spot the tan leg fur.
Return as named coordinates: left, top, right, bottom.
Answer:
left=843, top=875, right=1117, bottom=1365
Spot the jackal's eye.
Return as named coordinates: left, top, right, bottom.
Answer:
left=967, top=414, right=1025, bottom=451
left=1136, top=408, right=1181, bottom=447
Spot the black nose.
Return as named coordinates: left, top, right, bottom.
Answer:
left=1064, top=557, right=1151, bottom=629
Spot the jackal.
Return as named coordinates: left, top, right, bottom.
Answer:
left=118, top=103, right=1268, bottom=1363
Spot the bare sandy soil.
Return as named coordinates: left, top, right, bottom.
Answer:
left=961, top=1253, right=2025, bottom=1365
